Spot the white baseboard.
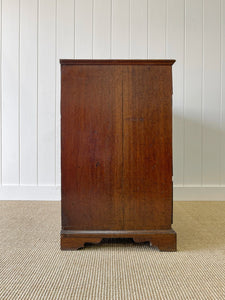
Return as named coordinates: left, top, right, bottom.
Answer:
left=0, top=185, right=61, bottom=201
left=174, top=185, right=225, bottom=201
left=0, top=185, right=225, bottom=201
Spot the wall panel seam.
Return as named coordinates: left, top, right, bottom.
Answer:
left=201, top=0, right=204, bottom=186
left=18, top=0, right=21, bottom=185
left=147, top=0, right=150, bottom=58
left=146, top=0, right=148, bottom=58
left=220, top=0, right=223, bottom=185
left=55, top=0, right=57, bottom=185
left=110, top=0, right=112, bottom=58
left=129, top=0, right=131, bottom=58
left=0, top=0, right=2, bottom=185
left=37, top=0, right=39, bottom=185
left=92, top=0, right=94, bottom=59
left=74, top=0, right=76, bottom=58
left=183, top=0, right=186, bottom=186
left=165, top=0, right=168, bottom=57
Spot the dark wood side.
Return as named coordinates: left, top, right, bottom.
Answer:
left=60, top=59, right=175, bottom=65
left=61, top=229, right=177, bottom=252
left=61, top=60, right=176, bottom=251
left=122, top=65, right=173, bottom=230
left=61, top=65, right=123, bottom=230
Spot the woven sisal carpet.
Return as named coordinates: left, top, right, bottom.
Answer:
left=0, top=201, right=224, bottom=300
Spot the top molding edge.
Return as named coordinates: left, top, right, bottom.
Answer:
left=60, top=59, right=176, bottom=66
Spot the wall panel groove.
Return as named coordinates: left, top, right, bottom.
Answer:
left=112, top=0, right=130, bottom=58
left=130, top=0, right=148, bottom=59
left=2, top=0, right=20, bottom=185
left=220, top=0, right=223, bottom=185
left=92, top=0, right=94, bottom=59
left=201, top=0, right=204, bottom=186
left=54, top=0, right=57, bottom=184
left=202, top=0, right=221, bottom=185
left=20, top=0, right=38, bottom=185
left=38, top=0, right=56, bottom=185
left=183, top=0, right=186, bottom=186
left=165, top=0, right=168, bottom=57
left=184, top=0, right=203, bottom=185
left=0, top=0, right=2, bottom=185
left=56, top=0, right=75, bottom=185
left=93, top=0, right=111, bottom=58
left=221, top=0, right=225, bottom=185
left=36, top=0, right=39, bottom=185
left=18, top=0, right=21, bottom=185
left=167, top=0, right=185, bottom=185
left=110, top=0, right=112, bottom=58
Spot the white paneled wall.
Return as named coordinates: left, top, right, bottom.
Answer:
left=0, top=0, right=225, bottom=200
left=20, top=0, right=38, bottom=185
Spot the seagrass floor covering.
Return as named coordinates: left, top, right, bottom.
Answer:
left=0, top=201, right=224, bottom=300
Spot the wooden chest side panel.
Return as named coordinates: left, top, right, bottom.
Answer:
left=61, top=65, right=123, bottom=230
left=123, top=65, right=173, bottom=230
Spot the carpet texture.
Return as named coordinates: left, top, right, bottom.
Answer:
left=0, top=201, right=224, bottom=300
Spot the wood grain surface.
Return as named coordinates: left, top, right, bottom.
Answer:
left=123, top=65, right=173, bottom=230
left=61, top=65, right=123, bottom=230
left=61, top=60, right=176, bottom=251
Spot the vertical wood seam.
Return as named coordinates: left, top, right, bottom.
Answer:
left=122, top=67, right=124, bottom=229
